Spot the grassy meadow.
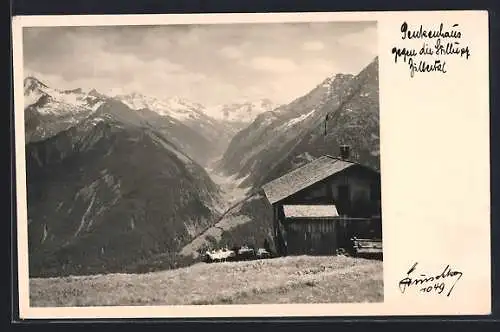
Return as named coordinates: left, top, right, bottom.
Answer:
left=30, top=255, right=383, bottom=307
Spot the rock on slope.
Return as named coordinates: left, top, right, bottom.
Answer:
left=26, top=99, right=221, bottom=277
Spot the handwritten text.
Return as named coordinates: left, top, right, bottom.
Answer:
left=391, top=22, right=471, bottom=77
left=398, top=262, right=463, bottom=297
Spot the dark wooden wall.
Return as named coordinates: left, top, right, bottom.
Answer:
left=276, top=217, right=382, bottom=256
left=284, top=219, right=338, bottom=255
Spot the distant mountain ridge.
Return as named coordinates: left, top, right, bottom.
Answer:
left=24, top=78, right=232, bottom=166
left=24, top=77, right=106, bottom=143
left=115, top=92, right=207, bottom=120
left=113, top=92, right=232, bottom=154
left=114, top=93, right=280, bottom=149
left=23, top=77, right=280, bottom=165
left=206, top=99, right=279, bottom=130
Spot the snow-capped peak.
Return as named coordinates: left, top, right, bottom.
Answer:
left=206, top=99, right=280, bottom=123
left=113, top=93, right=208, bottom=121
left=23, top=76, right=105, bottom=115
left=165, top=96, right=205, bottom=113
left=24, top=76, right=49, bottom=94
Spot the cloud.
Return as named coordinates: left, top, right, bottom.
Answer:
left=23, top=22, right=378, bottom=106
left=26, top=49, right=205, bottom=101
left=336, top=26, right=378, bottom=56
left=303, top=41, right=325, bottom=51
left=302, top=59, right=336, bottom=73
left=249, top=56, right=298, bottom=73
left=219, top=45, right=243, bottom=59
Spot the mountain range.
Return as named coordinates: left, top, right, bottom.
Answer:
left=206, top=99, right=279, bottom=132
left=23, top=56, right=379, bottom=276
left=24, top=78, right=276, bottom=166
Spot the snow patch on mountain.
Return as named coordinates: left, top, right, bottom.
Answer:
left=206, top=99, right=279, bottom=124
left=25, top=84, right=45, bottom=106
left=279, top=109, right=316, bottom=130
left=114, top=93, right=207, bottom=121
left=24, top=76, right=105, bottom=116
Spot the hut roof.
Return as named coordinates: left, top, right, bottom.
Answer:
left=262, top=155, right=362, bottom=204
left=283, top=205, right=339, bottom=218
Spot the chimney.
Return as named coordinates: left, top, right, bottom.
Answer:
left=340, top=145, right=350, bottom=160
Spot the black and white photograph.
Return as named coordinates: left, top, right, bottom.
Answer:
left=22, top=20, right=381, bottom=307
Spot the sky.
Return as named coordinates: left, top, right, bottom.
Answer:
left=23, top=21, right=377, bottom=107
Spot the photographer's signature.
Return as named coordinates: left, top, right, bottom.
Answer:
left=398, top=262, right=463, bottom=296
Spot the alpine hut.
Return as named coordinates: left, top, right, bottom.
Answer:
left=261, top=146, right=382, bottom=256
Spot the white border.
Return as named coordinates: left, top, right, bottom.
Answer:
left=12, top=11, right=491, bottom=319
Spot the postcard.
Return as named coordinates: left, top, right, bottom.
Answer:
left=11, top=10, right=491, bottom=319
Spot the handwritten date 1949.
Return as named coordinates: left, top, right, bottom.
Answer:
left=399, top=262, right=463, bottom=297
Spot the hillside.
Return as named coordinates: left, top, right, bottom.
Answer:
left=30, top=255, right=383, bottom=306
left=178, top=192, right=274, bottom=259
left=260, top=57, right=380, bottom=187
left=26, top=99, right=222, bottom=277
